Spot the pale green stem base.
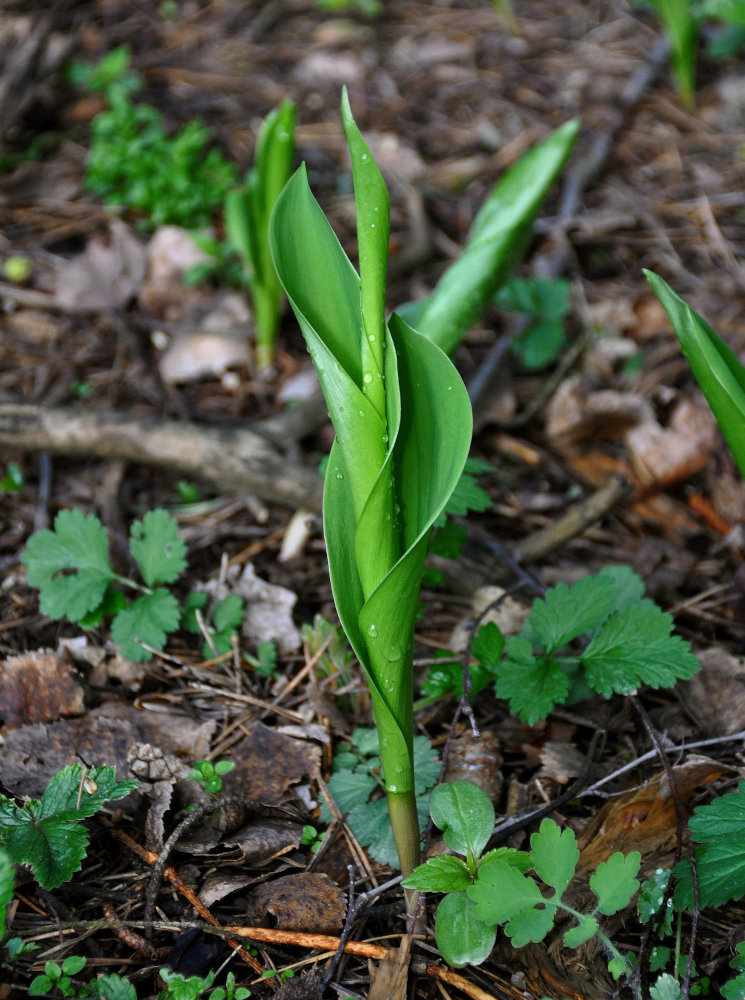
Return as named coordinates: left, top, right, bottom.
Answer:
left=387, top=788, right=421, bottom=878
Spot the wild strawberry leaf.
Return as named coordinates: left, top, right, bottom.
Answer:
left=0, top=765, right=138, bottom=889
left=22, top=509, right=115, bottom=621
left=129, top=509, right=186, bottom=586
left=496, top=643, right=570, bottom=725
left=674, top=781, right=745, bottom=909
left=526, top=574, right=617, bottom=654
left=582, top=604, right=700, bottom=697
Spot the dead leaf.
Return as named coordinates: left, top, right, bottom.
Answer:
left=0, top=701, right=214, bottom=800
left=225, top=818, right=305, bottom=865
left=443, top=730, right=503, bottom=801
left=158, top=329, right=251, bottom=384
left=367, top=937, right=412, bottom=1000
left=538, top=741, right=587, bottom=785
left=678, top=647, right=745, bottom=736
left=576, top=756, right=724, bottom=876
left=203, top=563, right=301, bottom=655
left=53, top=219, right=146, bottom=312
left=626, top=396, right=718, bottom=488
left=0, top=649, right=84, bottom=728
left=243, top=872, right=346, bottom=933
left=229, top=722, right=320, bottom=802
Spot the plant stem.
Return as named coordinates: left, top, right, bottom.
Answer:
left=387, top=788, right=421, bottom=879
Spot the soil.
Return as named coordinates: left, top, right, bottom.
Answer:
left=2, top=1, right=745, bottom=998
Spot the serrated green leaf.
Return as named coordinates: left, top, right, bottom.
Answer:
left=674, top=781, right=745, bottom=909
left=502, top=899, right=557, bottom=947
left=530, top=818, right=578, bottom=896
left=5, top=818, right=88, bottom=889
left=350, top=727, right=381, bottom=758
left=412, top=736, right=441, bottom=796
left=91, top=973, right=138, bottom=1000
left=471, top=621, right=505, bottom=670
left=22, top=509, right=115, bottom=621
left=651, top=946, right=673, bottom=972
left=511, top=318, right=566, bottom=371
left=649, top=973, right=683, bottom=1000
left=468, top=857, right=545, bottom=924
left=479, top=846, right=532, bottom=872
left=110, top=588, right=180, bottom=660
left=129, top=509, right=186, bottom=586
left=38, top=764, right=138, bottom=821
left=434, top=892, right=496, bottom=967
left=527, top=575, right=618, bottom=654
left=595, top=565, right=646, bottom=612
left=212, top=594, right=244, bottom=634
left=181, top=590, right=208, bottom=632
left=430, top=781, right=495, bottom=859
left=589, top=850, right=640, bottom=915
left=346, top=795, right=431, bottom=868
left=444, top=470, right=491, bottom=517
left=496, top=646, right=570, bottom=724
left=402, top=854, right=472, bottom=892
left=322, top=769, right=378, bottom=821
left=582, top=604, right=699, bottom=697
left=563, top=916, right=598, bottom=948
left=722, top=944, right=745, bottom=1000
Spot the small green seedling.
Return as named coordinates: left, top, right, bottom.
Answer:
left=396, top=119, right=579, bottom=356
left=493, top=275, right=572, bottom=370
left=182, top=592, right=245, bottom=659
left=320, top=727, right=440, bottom=868
left=417, top=620, right=505, bottom=708
left=404, top=780, right=641, bottom=976
left=493, top=566, right=699, bottom=725
left=188, top=759, right=235, bottom=796
left=159, top=968, right=215, bottom=1000
left=0, top=462, right=23, bottom=492
left=224, top=99, right=296, bottom=371
left=644, top=0, right=699, bottom=108
left=721, top=941, right=745, bottom=999
left=300, top=824, right=324, bottom=852
left=0, top=764, right=139, bottom=890
left=209, top=972, right=251, bottom=1000
left=29, top=955, right=87, bottom=997
left=645, top=270, right=745, bottom=481
left=261, top=968, right=295, bottom=982
left=243, top=640, right=278, bottom=679
left=72, top=47, right=236, bottom=229
left=3, top=936, right=40, bottom=962
left=22, top=508, right=188, bottom=662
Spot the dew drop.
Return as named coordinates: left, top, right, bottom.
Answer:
left=361, top=153, right=369, bottom=162
left=371, top=223, right=376, bottom=229
left=387, top=784, right=399, bottom=793
left=367, top=624, right=379, bottom=637
left=381, top=433, right=388, bottom=443
left=334, top=469, right=344, bottom=480
left=446, top=385, right=453, bottom=391
left=363, top=372, right=373, bottom=384
left=359, top=409, right=365, bottom=417
left=368, top=333, right=376, bottom=342
left=385, top=644, right=402, bottom=662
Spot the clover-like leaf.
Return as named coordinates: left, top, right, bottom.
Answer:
left=530, top=818, right=579, bottom=897
left=590, top=850, right=641, bottom=915
left=129, top=508, right=186, bottom=586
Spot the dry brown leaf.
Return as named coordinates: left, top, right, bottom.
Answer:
left=0, top=649, right=84, bottom=728
left=225, top=819, right=305, bottom=865
left=243, top=872, right=346, bottom=933
left=229, top=722, right=321, bottom=803
left=678, top=647, right=745, bottom=736
left=53, top=219, right=146, bottom=312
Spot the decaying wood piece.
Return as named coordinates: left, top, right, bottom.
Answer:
left=0, top=403, right=324, bottom=513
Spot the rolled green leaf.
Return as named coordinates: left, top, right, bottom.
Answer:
left=398, top=118, right=579, bottom=356
left=645, top=270, right=745, bottom=480
left=270, top=92, right=472, bottom=874
left=225, top=98, right=296, bottom=370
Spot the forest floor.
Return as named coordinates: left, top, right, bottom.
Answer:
left=3, top=1, right=745, bottom=998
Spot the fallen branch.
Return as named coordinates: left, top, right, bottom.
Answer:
left=0, top=403, right=323, bottom=513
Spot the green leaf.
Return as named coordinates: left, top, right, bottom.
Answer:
left=402, top=854, right=473, bottom=893
left=674, top=781, right=745, bottom=909
left=0, top=849, right=13, bottom=938
left=429, top=518, right=468, bottom=558
left=530, top=818, right=579, bottom=896
left=638, top=868, right=673, bottom=933
left=429, top=781, right=495, bottom=859
left=494, top=275, right=571, bottom=319
left=511, top=319, right=566, bottom=371
left=468, top=856, right=546, bottom=925
left=581, top=604, right=699, bottom=697
left=563, top=916, right=598, bottom=948
left=471, top=621, right=505, bottom=670
left=323, top=769, right=378, bottom=818
left=346, top=795, right=431, bottom=868
left=0, top=765, right=137, bottom=889
left=213, top=594, right=244, bottom=634
left=590, top=850, right=641, bottom=915
left=645, top=270, right=745, bottom=480
left=722, top=943, right=745, bottom=1000
left=22, top=509, right=115, bottom=621
left=443, top=467, right=492, bottom=517
left=397, top=119, right=579, bottom=355
left=526, top=575, right=618, bottom=654
left=91, top=973, right=138, bottom=999
left=182, top=590, right=208, bottom=632
left=434, top=892, right=496, bottom=968
left=110, top=589, right=181, bottom=660
left=129, top=509, right=186, bottom=586
left=649, top=973, right=684, bottom=1000
left=496, top=644, right=570, bottom=724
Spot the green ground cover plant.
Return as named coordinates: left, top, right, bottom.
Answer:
left=403, top=780, right=641, bottom=977
left=493, top=565, right=700, bottom=724
left=69, top=46, right=236, bottom=229
left=0, top=764, right=138, bottom=890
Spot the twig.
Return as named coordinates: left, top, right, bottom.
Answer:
left=0, top=403, right=324, bottom=512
